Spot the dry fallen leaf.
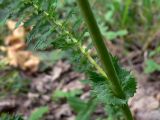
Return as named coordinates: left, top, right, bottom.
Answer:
left=6, top=20, right=17, bottom=31
left=13, top=26, right=26, bottom=39
left=0, top=20, right=40, bottom=73
left=7, top=20, right=25, bottom=39
left=7, top=50, right=40, bottom=72
left=0, top=46, right=7, bottom=52
left=24, top=55, right=40, bottom=72
left=5, top=36, right=26, bottom=50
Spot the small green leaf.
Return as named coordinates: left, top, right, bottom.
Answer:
left=106, top=30, right=128, bottom=40
left=90, top=71, right=126, bottom=105
left=29, top=106, right=49, bottom=120
left=52, top=89, right=82, bottom=101
left=144, top=59, right=160, bottom=73
left=76, top=98, right=97, bottom=120
left=68, top=97, right=87, bottom=113
left=112, top=56, right=137, bottom=98
left=104, top=10, right=114, bottom=23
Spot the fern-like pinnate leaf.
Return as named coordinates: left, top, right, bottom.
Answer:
left=112, top=56, right=137, bottom=99
left=90, top=57, right=136, bottom=105
left=89, top=57, right=137, bottom=119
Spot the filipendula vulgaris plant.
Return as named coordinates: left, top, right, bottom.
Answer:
left=0, top=0, right=136, bottom=119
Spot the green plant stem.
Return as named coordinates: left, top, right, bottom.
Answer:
left=76, top=0, right=133, bottom=120
left=77, top=0, right=124, bottom=98
left=122, top=104, right=134, bottom=120
left=79, top=45, right=107, bottom=78
left=121, top=0, right=132, bottom=27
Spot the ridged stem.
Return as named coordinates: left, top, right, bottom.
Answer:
left=77, top=0, right=124, bottom=99
left=76, top=0, right=133, bottom=120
